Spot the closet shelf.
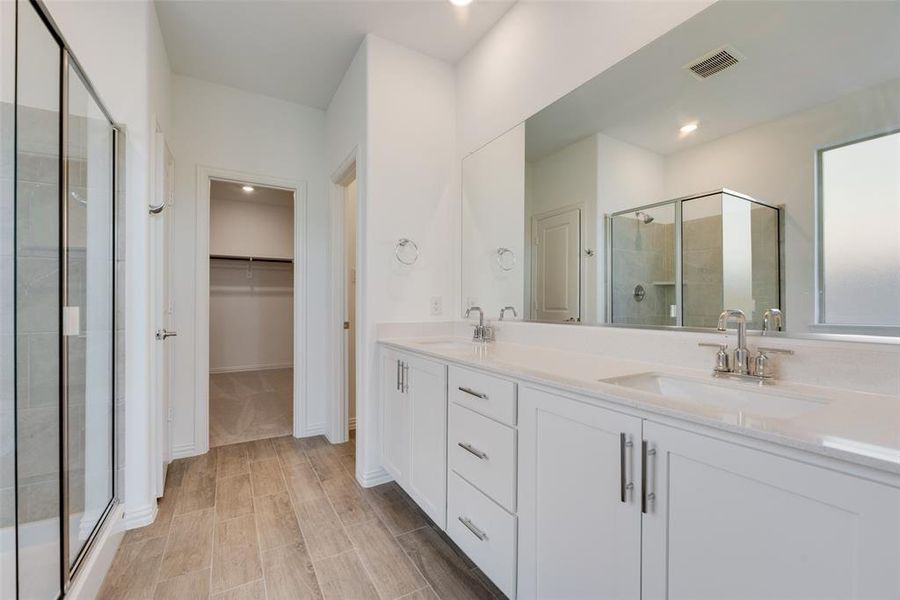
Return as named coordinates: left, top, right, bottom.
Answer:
left=210, top=254, right=293, bottom=264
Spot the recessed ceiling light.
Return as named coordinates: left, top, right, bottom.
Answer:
left=449, top=0, right=472, bottom=6
left=242, top=185, right=255, bottom=192
left=680, top=122, right=699, bottom=134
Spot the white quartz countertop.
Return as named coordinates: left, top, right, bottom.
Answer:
left=380, top=337, right=900, bottom=476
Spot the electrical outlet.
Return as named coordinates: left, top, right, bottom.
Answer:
left=430, top=296, right=443, bottom=316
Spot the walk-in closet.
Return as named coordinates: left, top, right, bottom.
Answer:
left=208, top=179, right=295, bottom=447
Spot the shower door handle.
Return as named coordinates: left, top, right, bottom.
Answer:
left=156, top=329, right=178, bottom=340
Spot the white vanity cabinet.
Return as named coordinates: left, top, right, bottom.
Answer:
left=517, top=386, right=643, bottom=600
left=641, top=421, right=900, bottom=600
left=379, top=349, right=448, bottom=528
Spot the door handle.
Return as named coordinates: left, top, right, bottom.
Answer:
left=396, top=360, right=401, bottom=391
left=642, top=441, right=657, bottom=513
left=155, top=329, right=177, bottom=340
left=620, top=433, right=634, bottom=503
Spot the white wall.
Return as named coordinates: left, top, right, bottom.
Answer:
left=362, top=35, right=457, bottom=484
left=462, top=124, right=525, bottom=319
left=455, top=0, right=714, bottom=156
left=208, top=193, right=294, bottom=373
left=169, top=75, right=327, bottom=454
left=43, top=0, right=172, bottom=528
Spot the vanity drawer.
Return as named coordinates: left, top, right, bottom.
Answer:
left=449, top=402, right=516, bottom=511
left=448, top=472, right=517, bottom=600
left=449, top=365, right=517, bottom=426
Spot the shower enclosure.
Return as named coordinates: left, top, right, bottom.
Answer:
left=607, top=189, right=782, bottom=330
left=2, top=1, right=121, bottom=597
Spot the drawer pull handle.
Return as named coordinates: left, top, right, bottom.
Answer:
left=458, top=516, right=488, bottom=541
left=457, top=442, right=488, bottom=461
left=458, top=386, right=488, bottom=399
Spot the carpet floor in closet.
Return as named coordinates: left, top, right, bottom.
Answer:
left=209, top=368, right=293, bottom=448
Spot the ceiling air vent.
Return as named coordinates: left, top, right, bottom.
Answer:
left=684, top=46, right=743, bottom=80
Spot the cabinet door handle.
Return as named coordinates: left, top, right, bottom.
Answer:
left=620, top=433, right=634, bottom=503
left=458, top=516, right=488, bottom=541
left=403, top=362, right=409, bottom=393
left=458, top=386, right=487, bottom=399
left=457, top=442, right=488, bottom=461
left=642, top=441, right=657, bottom=514
left=396, top=360, right=401, bottom=391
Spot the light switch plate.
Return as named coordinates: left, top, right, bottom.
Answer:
left=63, top=306, right=80, bottom=337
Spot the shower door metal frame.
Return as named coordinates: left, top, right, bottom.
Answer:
left=19, top=0, right=122, bottom=594
left=604, top=188, right=782, bottom=330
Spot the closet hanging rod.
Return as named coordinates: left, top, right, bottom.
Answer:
left=209, top=254, right=293, bottom=264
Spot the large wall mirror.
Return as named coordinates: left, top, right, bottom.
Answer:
left=461, top=0, right=900, bottom=337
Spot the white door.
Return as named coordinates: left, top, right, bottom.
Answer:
left=150, top=132, right=176, bottom=497
left=518, top=386, right=643, bottom=600
left=642, top=421, right=900, bottom=600
left=532, top=208, right=581, bottom=322
left=406, top=354, right=448, bottom=528
left=380, top=349, right=409, bottom=485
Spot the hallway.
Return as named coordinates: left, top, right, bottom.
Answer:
left=99, top=434, right=503, bottom=599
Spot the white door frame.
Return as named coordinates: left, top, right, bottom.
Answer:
left=194, top=165, right=308, bottom=453
left=327, top=148, right=361, bottom=444
left=149, top=120, right=175, bottom=496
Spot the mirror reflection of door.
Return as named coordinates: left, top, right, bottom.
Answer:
left=532, top=207, right=581, bottom=322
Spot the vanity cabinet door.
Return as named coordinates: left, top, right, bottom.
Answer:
left=380, top=349, right=408, bottom=485
left=406, top=354, right=448, bottom=528
left=641, top=421, right=900, bottom=600
left=518, top=387, right=643, bottom=600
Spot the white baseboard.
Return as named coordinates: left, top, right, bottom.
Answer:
left=209, top=361, right=293, bottom=374
left=67, top=504, right=125, bottom=600
left=301, top=422, right=327, bottom=437
left=349, top=417, right=357, bottom=431
left=172, top=442, right=199, bottom=459
left=123, top=501, right=158, bottom=530
left=357, top=466, right=392, bottom=488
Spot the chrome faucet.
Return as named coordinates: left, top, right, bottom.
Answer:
left=717, top=309, right=750, bottom=374
left=762, top=308, right=783, bottom=335
left=700, top=308, right=794, bottom=382
left=499, top=306, right=517, bottom=321
left=465, top=306, right=494, bottom=343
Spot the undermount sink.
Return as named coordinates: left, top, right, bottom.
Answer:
left=601, top=372, right=827, bottom=419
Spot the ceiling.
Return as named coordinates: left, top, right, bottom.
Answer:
left=155, top=0, right=515, bottom=110
left=210, top=179, right=294, bottom=206
left=525, top=0, right=900, bottom=161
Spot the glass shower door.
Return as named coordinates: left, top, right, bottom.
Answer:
left=64, top=60, right=114, bottom=570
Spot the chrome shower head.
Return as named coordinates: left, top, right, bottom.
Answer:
left=635, top=211, right=654, bottom=224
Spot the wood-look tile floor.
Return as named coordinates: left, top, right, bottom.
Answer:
left=209, top=369, right=293, bottom=448
left=100, top=433, right=505, bottom=600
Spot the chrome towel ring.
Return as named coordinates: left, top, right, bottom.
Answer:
left=395, top=238, right=419, bottom=266
left=497, top=247, right=516, bottom=271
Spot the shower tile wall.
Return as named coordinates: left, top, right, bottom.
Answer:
left=611, top=218, right=675, bottom=326
left=683, top=214, right=724, bottom=328
left=1, top=100, right=13, bottom=532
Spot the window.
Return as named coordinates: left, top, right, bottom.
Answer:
left=818, top=131, right=900, bottom=328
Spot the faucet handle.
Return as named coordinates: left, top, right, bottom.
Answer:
left=699, top=342, right=730, bottom=373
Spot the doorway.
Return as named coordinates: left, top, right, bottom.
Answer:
left=531, top=206, right=582, bottom=322
left=207, top=179, right=296, bottom=447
